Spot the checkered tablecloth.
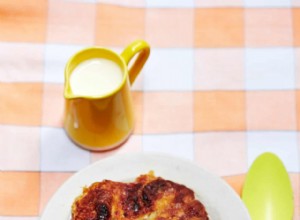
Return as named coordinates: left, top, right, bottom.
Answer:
left=0, top=0, right=299, bottom=219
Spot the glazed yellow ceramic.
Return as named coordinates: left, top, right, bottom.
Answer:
left=64, top=40, right=150, bottom=151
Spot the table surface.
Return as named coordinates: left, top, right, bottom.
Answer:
left=0, top=0, right=299, bottom=219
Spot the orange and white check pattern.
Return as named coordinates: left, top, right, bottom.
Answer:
left=0, top=0, right=299, bottom=219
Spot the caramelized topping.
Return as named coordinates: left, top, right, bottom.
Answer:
left=72, top=173, right=209, bottom=220
left=96, top=204, right=110, bottom=220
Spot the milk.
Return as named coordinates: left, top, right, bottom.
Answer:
left=70, top=58, right=123, bottom=97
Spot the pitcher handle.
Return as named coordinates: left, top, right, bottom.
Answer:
left=120, top=40, right=150, bottom=85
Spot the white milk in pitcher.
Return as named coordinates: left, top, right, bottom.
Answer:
left=70, top=58, right=123, bottom=97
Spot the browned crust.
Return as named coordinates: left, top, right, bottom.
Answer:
left=72, top=172, right=209, bottom=220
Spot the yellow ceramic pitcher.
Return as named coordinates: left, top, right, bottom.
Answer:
left=64, top=40, right=150, bottom=151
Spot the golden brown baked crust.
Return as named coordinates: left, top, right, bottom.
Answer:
left=72, top=172, right=209, bottom=220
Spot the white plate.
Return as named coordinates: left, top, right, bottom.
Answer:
left=41, top=153, right=250, bottom=220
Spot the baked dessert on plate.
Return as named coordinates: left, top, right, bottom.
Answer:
left=72, top=171, right=209, bottom=220
left=40, top=153, right=250, bottom=220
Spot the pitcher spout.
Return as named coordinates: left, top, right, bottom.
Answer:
left=64, top=80, right=77, bottom=99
